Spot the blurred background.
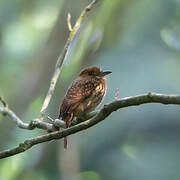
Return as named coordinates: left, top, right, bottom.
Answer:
left=1, top=0, right=180, bottom=179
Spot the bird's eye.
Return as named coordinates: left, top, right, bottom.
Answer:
left=88, top=71, right=93, bottom=75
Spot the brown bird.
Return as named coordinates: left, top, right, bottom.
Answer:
left=59, top=66, right=111, bottom=148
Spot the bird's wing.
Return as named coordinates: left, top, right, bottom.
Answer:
left=59, top=78, right=98, bottom=118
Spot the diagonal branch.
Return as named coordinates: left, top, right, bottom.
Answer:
left=0, top=106, right=57, bottom=130
left=0, top=0, right=97, bottom=130
left=1, top=92, right=180, bottom=159
left=40, top=0, right=97, bottom=118
left=0, top=1, right=98, bottom=159
left=0, top=97, right=8, bottom=108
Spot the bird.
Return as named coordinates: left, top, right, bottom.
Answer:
left=58, top=66, right=111, bottom=149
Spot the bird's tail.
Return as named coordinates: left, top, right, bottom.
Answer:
left=58, top=113, right=67, bottom=149
left=64, top=119, right=69, bottom=149
left=64, top=137, right=67, bottom=149
left=59, top=113, right=73, bottom=149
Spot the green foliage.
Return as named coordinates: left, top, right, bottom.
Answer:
left=121, top=144, right=137, bottom=159
left=24, top=96, right=43, bottom=121
left=76, top=171, right=101, bottom=180
left=161, top=21, right=180, bottom=50
left=0, top=155, right=24, bottom=180
left=20, top=171, right=49, bottom=180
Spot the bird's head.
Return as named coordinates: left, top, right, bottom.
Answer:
left=79, top=66, right=112, bottom=78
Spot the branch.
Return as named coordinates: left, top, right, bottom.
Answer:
left=1, top=92, right=180, bottom=159
left=0, top=106, right=57, bottom=131
left=67, top=13, right=73, bottom=32
left=0, top=97, right=8, bottom=108
left=0, top=0, right=98, bottom=158
left=40, top=0, right=97, bottom=118
left=0, top=0, right=97, bottom=130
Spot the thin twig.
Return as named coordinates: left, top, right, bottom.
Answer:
left=0, top=106, right=55, bottom=131
left=67, top=13, right=73, bottom=32
left=0, top=0, right=97, bottom=141
left=40, top=0, right=97, bottom=119
left=114, top=88, right=119, bottom=100
left=0, top=97, right=8, bottom=108
left=1, top=92, right=180, bottom=159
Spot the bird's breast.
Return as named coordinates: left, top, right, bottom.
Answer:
left=74, top=78, right=107, bottom=118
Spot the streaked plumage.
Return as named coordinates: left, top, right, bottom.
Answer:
left=59, top=66, right=111, bottom=148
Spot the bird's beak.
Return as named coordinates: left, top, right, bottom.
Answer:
left=99, top=71, right=112, bottom=77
